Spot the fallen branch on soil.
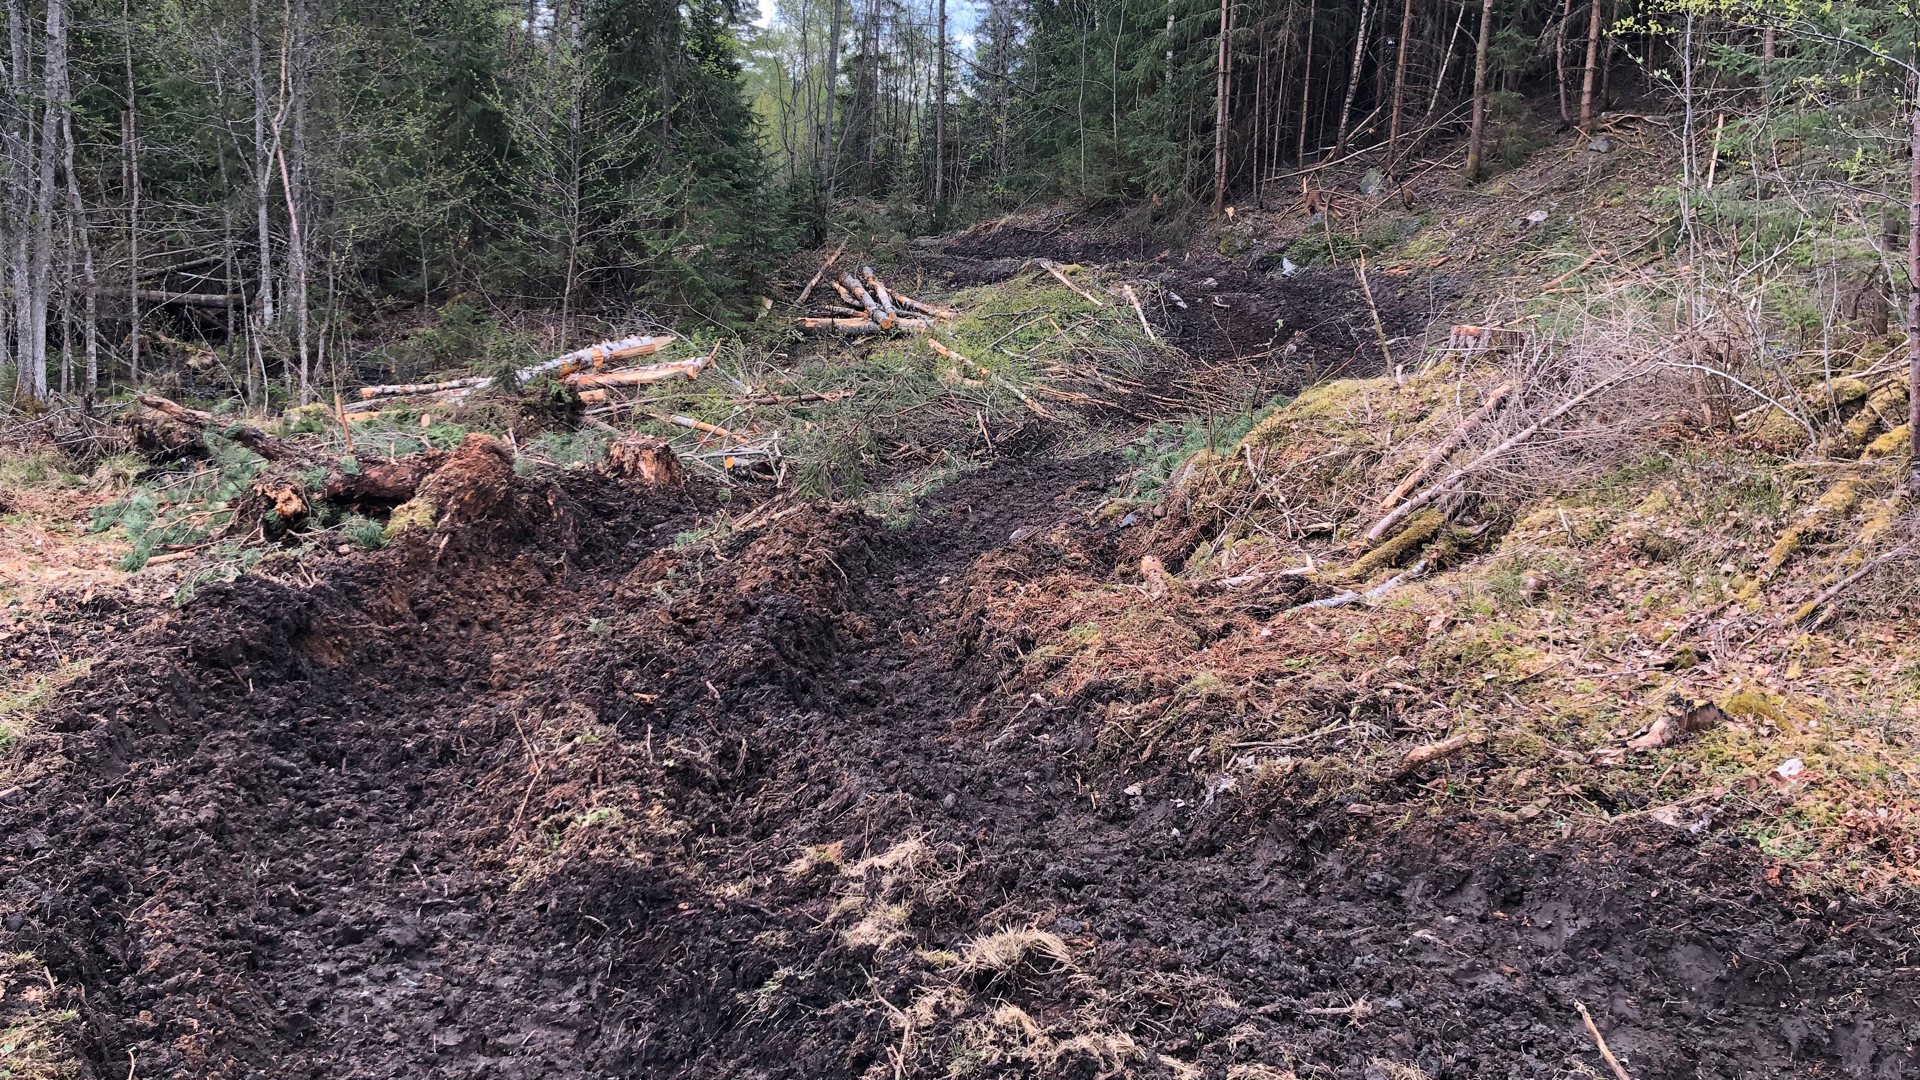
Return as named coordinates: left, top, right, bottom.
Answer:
left=1292, top=558, right=1430, bottom=611
left=648, top=413, right=737, bottom=439
left=1032, top=259, right=1105, bottom=306
left=1378, top=382, right=1514, bottom=511
left=1790, top=544, right=1914, bottom=628
left=1122, top=284, right=1155, bottom=341
left=1364, top=365, right=1656, bottom=543
left=1574, top=1001, right=1636, bottom=1080
left=1392, top=729, right=1485, bottom=776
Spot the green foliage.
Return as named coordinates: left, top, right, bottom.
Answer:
left=340, top=515, right=388, bottom=551
left=0, top=449, right=81, bottom=489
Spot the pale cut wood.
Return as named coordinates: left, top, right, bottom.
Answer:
left=891, top=290, right=960, bottom=320
left=562, top=355, right=709, bottom=390
left=358, top=376, right=490, bottom=400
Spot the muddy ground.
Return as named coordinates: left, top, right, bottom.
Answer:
left=3, top=240, right=1917, bottom=1080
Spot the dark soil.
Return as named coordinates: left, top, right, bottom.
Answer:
left=3, top=246, right=1917, bottom=1080
left=918, top=211, right=1460, bottom=387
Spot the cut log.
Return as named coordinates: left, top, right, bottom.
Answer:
left=602, top=435, right=687, bottom=487
left=841, top=272, right=893, bottom=328
left=1378, top=381, right=1514, bottom=511
left=523, top=334, right=675, bottom=381
left=891, top=290, right=960, bottom=321
left=800, top=315, right=885, bottom=334
left=795, top=241, right=846, bottom=305
left=357, top=376, right=489, bottom=401
left=562, top=354, right=710, bottom=389
left=862, top=266, right=899, bottom=319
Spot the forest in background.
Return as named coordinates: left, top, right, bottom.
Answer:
left=0, top=0, right=1914, bottom=412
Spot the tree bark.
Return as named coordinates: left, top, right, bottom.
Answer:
left=1554, top=0, right=1571, bottom=125
left=122, top=0, right=142, bottom=383
left=823, top=0, right=841, bottom=197
left=1578, top=0, right=1603, bottom=131
left=1906, top=80, right=1920, bottom=492
left=6, top=0, right=31, bottom=394
left=1212, top=0, right=1231, bottom=211
left=1385, top=0, right=1413, bottom=160
left=1296, top=0, right=1315, bottom=163
left=1463, top=0, right=1494, bottom=182
left=249, top=0, right=276, bottom=335
left=22, top=0, right=69, bottom=400
left=1332, top=0, right=1373, bottom=156
left=933, top=0, right=946, bottom=220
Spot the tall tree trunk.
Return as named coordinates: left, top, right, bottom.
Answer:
left=122, top=0, right=141, bottom=382
left=1463, top=0, right=1493, bottom=182
left=1212, top=0, right=1231, bottom=211
left=1332, top=0, right=1372, bottom=156
left=1578, top=0, right=1602, bottom=131
left=1906, top=78, right=1920, bottom=492
left=6, top=0, right=31, bottom=394
left=1385, top=0, right=1413, bottom=161
left=63, top=111, right=93, bottom=404
left=250, top=0, right=275, bottom=333
left=1296, top=0, right=1315, bottom=163
left=23, top=0, right=68, bottom=400
left=1554, top=0, right=1571, bottom=125
left=933, top=0, right=946, bottom=220
left=284, top=0, right=311, bottom=403
left=823, top=0, right=841, bottom=196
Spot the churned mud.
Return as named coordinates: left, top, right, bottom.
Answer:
left=2, top=245, right=1915, bottom=1080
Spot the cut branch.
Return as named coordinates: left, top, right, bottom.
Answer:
left=1378, top=382, right=1514, bottom=511
left=1365, top=366, right=1656, bottom=542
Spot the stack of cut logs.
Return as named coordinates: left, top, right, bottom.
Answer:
left=347, top=334, right=685, bottom=421
left=798, top=266, right=959, bottom=335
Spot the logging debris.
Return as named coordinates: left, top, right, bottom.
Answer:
left=350, top=334, right=678, bottom=417
left=796, top=269, right=959, bottom=335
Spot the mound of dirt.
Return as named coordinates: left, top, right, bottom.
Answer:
left=4, top=424, right=1916, bottom=1080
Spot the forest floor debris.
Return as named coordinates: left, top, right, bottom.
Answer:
left=4, top=135, right=1920, bottom=1077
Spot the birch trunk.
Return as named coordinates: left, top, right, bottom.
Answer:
left=1332, top=0, right=1372, bottom=155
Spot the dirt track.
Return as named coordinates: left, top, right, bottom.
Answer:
left=4, top=249, right=1919, bottom=1079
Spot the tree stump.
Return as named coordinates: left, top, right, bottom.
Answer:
left=603, top=435, right=686, bottom=488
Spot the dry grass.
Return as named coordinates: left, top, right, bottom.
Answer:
left=956, top=927, right=1077, bottom=979
left=0, top=953, right=82, bottom=1080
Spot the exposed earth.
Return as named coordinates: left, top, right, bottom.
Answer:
left=3, top=239, right=1917, bottom=1080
